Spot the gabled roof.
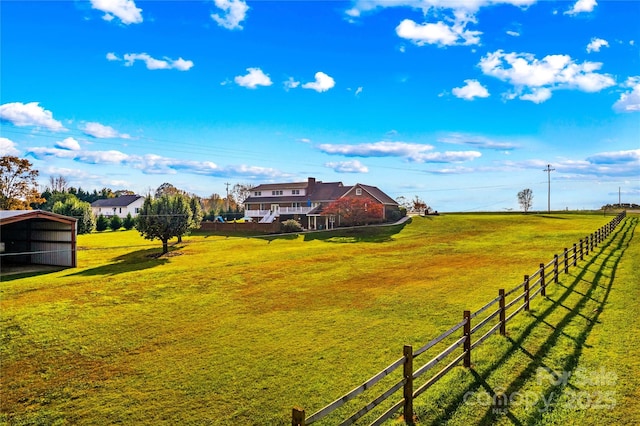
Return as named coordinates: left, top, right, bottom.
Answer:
left=309, top=182, right=347, bottom=201
left=250, top=181, right=309, bottom=191
left=91, top=195, right=143, bottom=208
left=343, top=184, right=399, bottom=205
left=0, top=210, right=77, bottom=225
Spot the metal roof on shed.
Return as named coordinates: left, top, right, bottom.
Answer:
left=0, top=210, right=77, bottom=225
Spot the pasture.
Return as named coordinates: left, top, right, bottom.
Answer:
left=1, top=213, right=638, bottom=425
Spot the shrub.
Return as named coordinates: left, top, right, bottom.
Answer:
left=281, top=219, right=303, bottom=233
left=110, top=215, right=123, bottom=231
left=123, top=213, right=136, bottom=230
left=96, top=214, right=109, bottom=232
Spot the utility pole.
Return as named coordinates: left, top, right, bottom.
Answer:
left=543, top=164, right=555, bottom=213
left=225, top=182, right=230, bottom=212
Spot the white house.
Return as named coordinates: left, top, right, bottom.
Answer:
left=90, top=195, right=145, bottom=218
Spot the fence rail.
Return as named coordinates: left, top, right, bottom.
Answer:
left=292, top=211, right=627, bottom=426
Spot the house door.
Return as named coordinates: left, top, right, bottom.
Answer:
left=271, top=204, right=280, bottom=213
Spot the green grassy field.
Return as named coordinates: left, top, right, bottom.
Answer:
left=1, top=213, right=637, bottom=425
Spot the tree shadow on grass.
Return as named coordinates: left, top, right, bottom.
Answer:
left=64, top=246, right=174, bottom=277
left=302, top=222, right=408, bottom=243
left=421, top=217, right=636, bottom=425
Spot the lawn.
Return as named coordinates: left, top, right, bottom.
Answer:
left=1, top=212, right=637, bottom=425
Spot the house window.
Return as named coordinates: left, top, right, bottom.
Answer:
left=135, top=208, right=140, bottom=214
left=119, top=208, right=122, bottom=213
left=292, top=202, right=301, bottom=208
left=356, top=188, right=362, bottom=195
left=254, top=191, right=262, bottom=196
left=292, top=189, right=300, bottom=195
left=272, top=190, right=283, bottom=196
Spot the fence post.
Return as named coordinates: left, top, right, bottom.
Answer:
left=564, top=248, right=569, bottom=273
left=573, top=243, right=577, bottom=266
left=524, top=275, right=530, bottom=311
left=553, top=254, right=559, bottom=284
left=463, top=310, right=471, bottom=368
left=579, top=239, right=584, bottom=260
left=499, top=289, right=506, bottom=336
left=403, top=345, right=414, bottom=425
left=590, top=234, right=594, bottom=252
left=585, top=237, right=589, bottom=256
left=292, top=408, right=305, bottom=426
left=539, top=263, right=546, bottom=297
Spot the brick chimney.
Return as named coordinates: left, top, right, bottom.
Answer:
left=307, top=177, right=316, bottom=194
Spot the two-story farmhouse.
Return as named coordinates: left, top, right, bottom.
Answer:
left=90, top=195, right=145, bottom=218
left=244, top=177, right=399, bottom=229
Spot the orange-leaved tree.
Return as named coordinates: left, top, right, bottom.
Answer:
left=323, top=196, right=383, bottom=226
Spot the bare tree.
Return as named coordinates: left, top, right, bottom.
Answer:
left=518, top=188, right=534, bottom=213
left=231, top=183, right=253, bottom=209
left=48, top=175, right=69, bottom=193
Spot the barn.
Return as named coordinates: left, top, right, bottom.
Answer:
left=0, top=210, right=77, bottom=274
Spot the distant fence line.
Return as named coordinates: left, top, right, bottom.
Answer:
left=291, top=211, right=627, bottom=426
left=198, top=221, right=280, bottom=233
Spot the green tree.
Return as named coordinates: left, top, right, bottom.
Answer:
left=189, top=196, right=204, bottom=230
left=109, top=214, right=123, bottom=231
left=122, top=212, right=135, bottom=230
left=96, top=214, right=109, bottom=232
left=52, top=196, right=96, bottom=234
left=136, top=194, right=192, bottom=254
left=0, top=156, right=45, bottom=209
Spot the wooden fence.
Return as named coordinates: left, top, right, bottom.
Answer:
left=291, top=211, right=627, bottom=426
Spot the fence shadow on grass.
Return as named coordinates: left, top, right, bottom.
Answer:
left=64, top=246, right=173, bottom=277
left=423, top=217, right=636, bottom=426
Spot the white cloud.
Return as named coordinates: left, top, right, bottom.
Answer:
left=395, top=17, right=481, bottom=47
left=211, top=0, right=249, bottom=30
left=613, top=77, right=640, bottom=113
left=235, top=68, right=272, bottom=89
left=114, top=53, right=194, bottom=71
left=520, top=87, right=552, bottom=103
left=55, top=137, right=81, bottom=151
left=452, top=79, right=490, bottom=100
left=318, top=141, right=434, bottom=158
left=565, top=0, right=597, bottom=15
left=587, top=37, right=609, bottom=53
left=302, top=72, right=335, bottom=92
left=90, top=0, right=143, bottom=25
left=0, top=102, right=65, bottom=131
left=317, top=141, right=481, bottom=163
left=587, top=149, right=640, bottom=165
left=506, top=30, right=520, bottom=37
left=27, top=145, right=287, bottom=179
left=325, top=160, right=369, bottom=173
left=82, top=122, right=130, bottom=139
left=411, top=151, right=482, bottom=163
left=0, top=137, right=20, bottom=156
left=438, top=133, right=518, bottom=150
left=355, top=87, right=363, bottom=96
left=284, top=77, right=300, bottom=90
left=347, top=0, right=536, bottom=17
left=28, top=147, right=129, bottom=164
left=479, top=50, right=616, bottom=102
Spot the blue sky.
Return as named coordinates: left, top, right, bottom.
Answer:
left=1, top=0, right=638, bottom=212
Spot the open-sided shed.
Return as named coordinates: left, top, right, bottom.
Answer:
left=0, top=210, right=77, bottom=271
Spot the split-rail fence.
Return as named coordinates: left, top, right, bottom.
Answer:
left=291, top=211, right=627, bottom=426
